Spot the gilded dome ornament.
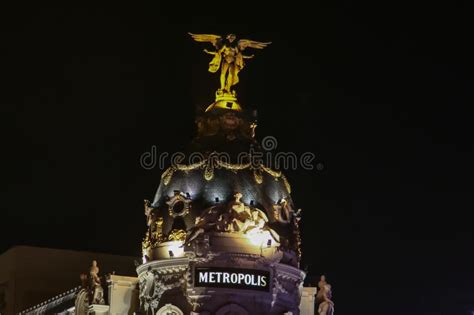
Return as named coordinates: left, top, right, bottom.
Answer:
left=166, top=192, right=192, bottom=218
left=162, top=167, right=175, bottom=186
left=204, top=160, right=215, bottom=181
left=189, top=33, right=271, bottom=108
left=161, top=158, right=292, bottom=188
left=253, top=168, right=264, bottom=184
left=167, top=229, right=187, bottom=242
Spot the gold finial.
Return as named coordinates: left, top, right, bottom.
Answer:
left=189, top=33, right=271, bottom=107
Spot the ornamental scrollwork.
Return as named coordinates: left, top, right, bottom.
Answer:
left=139, top=270, right=187, bottom=314
left=166, top=192, right=192, bottom=218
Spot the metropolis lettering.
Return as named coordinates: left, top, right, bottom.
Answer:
left=194, top=267, right=270, bottom=292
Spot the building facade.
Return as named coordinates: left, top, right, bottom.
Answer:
left=16, top=33, right=323, bottom=315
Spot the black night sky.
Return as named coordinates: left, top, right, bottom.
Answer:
left=1, top=1, right=474, bottom=314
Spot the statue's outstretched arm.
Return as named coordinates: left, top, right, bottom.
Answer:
left=204, top=49, right=217, bottom=55
left=242, top=54, right=255, bottom=59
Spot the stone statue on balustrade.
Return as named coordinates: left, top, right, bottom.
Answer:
left=316, top=275, right=334, bottom=315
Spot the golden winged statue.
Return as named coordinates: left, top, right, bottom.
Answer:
left=189, top=33, right=271, bottom=98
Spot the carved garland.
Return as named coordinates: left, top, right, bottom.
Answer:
left=161, top=157, right=291, bottom=193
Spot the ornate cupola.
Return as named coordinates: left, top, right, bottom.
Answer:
left=137, top=33, right=309, bottom=315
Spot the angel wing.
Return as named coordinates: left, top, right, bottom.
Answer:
left=188, top=33, right=223, bottom=49
left=237, top=39, right=272, bottom=51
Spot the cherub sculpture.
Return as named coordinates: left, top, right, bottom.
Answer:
left=189, top=33, right=271, bottom=96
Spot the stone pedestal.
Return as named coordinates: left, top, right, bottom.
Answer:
left=107, top=275, right=139, bottom=315
left=299, top=287, right=317, bottom=315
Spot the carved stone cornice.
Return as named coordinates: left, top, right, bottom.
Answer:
left=137, top=257, right=190, bottom=275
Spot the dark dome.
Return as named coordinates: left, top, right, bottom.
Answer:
left=153, top=165, right=292, bottom=212
left=142, top=105, right=302, bottom=267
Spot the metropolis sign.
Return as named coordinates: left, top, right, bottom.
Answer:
left=194, top=267, right=271, bottom=292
